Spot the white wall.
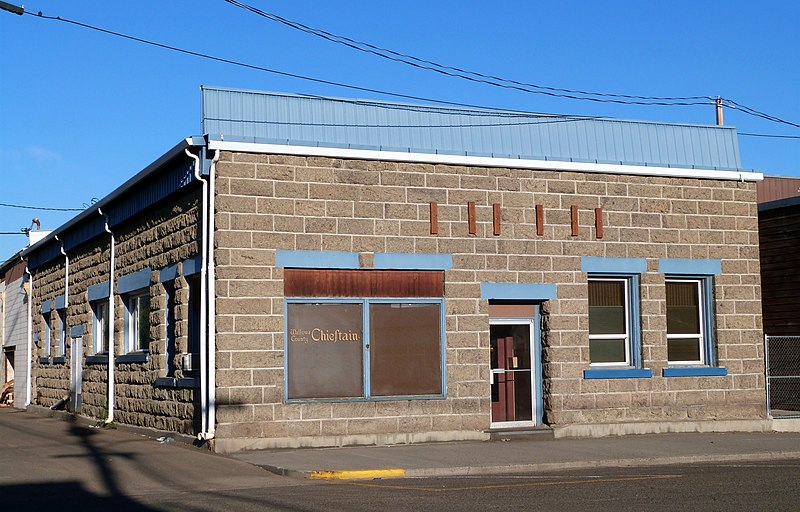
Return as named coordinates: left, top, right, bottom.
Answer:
left=3, top=274, right=28, bottom=407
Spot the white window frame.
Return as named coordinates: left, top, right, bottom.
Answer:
left=124, top=291, right=150, bottom=353
left=92, top=300, right=110, bottom=354
left=588, top=277, right=632, bottom=367
left=666, top=278, right=706, bottom=366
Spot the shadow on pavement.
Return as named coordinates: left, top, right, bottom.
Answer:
left=0, top=482, right=160, bottom=512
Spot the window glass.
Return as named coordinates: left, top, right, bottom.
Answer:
left=286, top=303, right=363, bottom=399
left=164, top=281, right=176, bottom=376
left=666, top=280, right=704, bottom=364
left=43, top=314, right=52, bottom=356
left=370, top=303, right=442, bottom=396
left=588, top=280, right=626, bottom=335
left=57, top=310, right=67, bottom=357
left=588, top=279, right=629, bottom=365
left=93, top=301, right=109, bottom=353
left=666, top=281, right=700, bottom=334
left=136, top=294, right=150, bottom=351
left=126, top=292, right=150, bottom=353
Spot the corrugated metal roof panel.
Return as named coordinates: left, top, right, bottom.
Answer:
left=201, top=86, right=745, bottom=171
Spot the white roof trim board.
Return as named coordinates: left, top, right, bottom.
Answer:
left=208, top=140, right=763, bottom=182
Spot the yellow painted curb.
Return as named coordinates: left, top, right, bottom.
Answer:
left=310, top=469, right=406, bottom=480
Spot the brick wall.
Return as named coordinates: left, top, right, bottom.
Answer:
left=213, top=151, right=765, bottom=446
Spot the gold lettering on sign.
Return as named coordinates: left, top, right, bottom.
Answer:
left=289, top=327, right=360, bottom=343
left=311, top=328, right=360, bottom=342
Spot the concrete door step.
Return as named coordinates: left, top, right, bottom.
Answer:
left=487, top=426, right=554, bottom=441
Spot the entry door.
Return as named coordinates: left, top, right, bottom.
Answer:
left=490, top=322, right=535, bottom=426
left=69, top=337, right=83, bottom=413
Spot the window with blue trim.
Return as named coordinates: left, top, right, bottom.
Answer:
left=666, top=277, right=715, bottom=365
left=283, top=268, right=446, bottom=401
left=581, top=257, right=648, bottom=378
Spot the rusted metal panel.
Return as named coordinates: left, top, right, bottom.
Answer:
left=595, top=207, right=604, bottom=239
left=536, top=205, right=544, bottom=236
left=430, top=202, right=438, bottom=235
left=571, top=205, right=579, bottom=236
left=284, top=269, right=444, bottom=297
left=493, top=203, right=501, bottom=236
left=468, top=202, right=477, bottom=235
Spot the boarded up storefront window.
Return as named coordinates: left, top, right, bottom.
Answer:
left=285, top=270, right=445, bottom=401
left=370, top=303, right=442, bottom=396
left=286, top=303, right=363, bottom=399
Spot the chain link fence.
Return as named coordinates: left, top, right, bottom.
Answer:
left=765, top=335, right=800, bottom=418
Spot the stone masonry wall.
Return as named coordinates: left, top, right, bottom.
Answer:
left=213, top=151, right=764, bottom=446
left=31, top=189, right=202, bottom=433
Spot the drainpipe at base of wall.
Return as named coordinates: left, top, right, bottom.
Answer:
left=205, top=148, right=220, bottom=440
left=186, top=148, right=211, bottom=441
left=98, top=208, right=116, bottom=424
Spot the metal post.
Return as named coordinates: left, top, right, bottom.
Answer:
left=716, top=97, right=724, bottom=126
left=764, top=333, right=770, bottom=418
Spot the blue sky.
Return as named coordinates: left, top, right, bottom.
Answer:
left=1, top=0, right=798, bottom=258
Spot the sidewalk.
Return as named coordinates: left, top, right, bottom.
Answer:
left=230, top=430, right=800, bottom=480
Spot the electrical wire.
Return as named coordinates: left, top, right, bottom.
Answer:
left=21, top=9, right=799, bottom=136
left=0, top=232, right=27, bottom=235
left=222, top=0, right=713, bottom=107
left=222, top=0, right=800, bottom=129
left=0, top=202, right=83, bottom=211
left=23, top=11, right=570, bottom=114
left=739, top=132, right=800, bottom=139
left=203, top=115, right=606, bottom=128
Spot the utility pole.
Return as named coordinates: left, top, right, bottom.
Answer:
left=715, top=96, right=724, bottom=126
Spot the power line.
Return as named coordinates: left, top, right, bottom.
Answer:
left=16, top=8, right=799, bottom=136
left=203, top=115, right=606, bottom=128
left=222, top=0, right=800, bottom=129
left=0, top=232, right=27, bottom=235
left=0, top=202, right=83, bottom=212
left=222, top=0, right=713, bottom=107
left=21, top=11, right=580, bottom=115
left=739, top=132, right=800, bottom=139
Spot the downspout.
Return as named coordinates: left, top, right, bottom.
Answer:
left=23, top=259, right=33, bottom=406
left=206, top=149, right=220, bottom=439
left=186, top=148, right=209, bottom=439
left=54, top=235, right=69, bottom=356
left=98, top=208, right=116, bottom=424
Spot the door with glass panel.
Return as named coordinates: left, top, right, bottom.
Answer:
left=490, top=320, right=536, bottom=427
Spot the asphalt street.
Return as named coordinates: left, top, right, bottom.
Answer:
left=3, top=408, right=800, bottom=511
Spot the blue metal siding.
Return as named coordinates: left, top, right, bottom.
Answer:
left=203, top=87, right=744, bottom=171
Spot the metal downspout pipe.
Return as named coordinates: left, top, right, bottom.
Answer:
left=54, top=235, right=69, bottom=355
left=206, top=149, right=220, bottom=439
left=23, top=259, right=32, bottom=406
left=186, top=148, right=210, bottom=440
left=98, top=208, right=116, bottom=423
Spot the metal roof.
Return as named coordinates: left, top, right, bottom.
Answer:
left=202, top=86, right=745, bottom=172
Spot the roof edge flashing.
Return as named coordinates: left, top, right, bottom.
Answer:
left=207, top=140, right=763, bottom=183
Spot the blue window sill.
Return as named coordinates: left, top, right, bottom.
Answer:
left=51, top=356, right=67, bottom=364
left=154, top=377, right=199, bottom=389
left=584, top=368, right=653, bottom=379
left=85, top=354, right=109, bottom=365
left=38, top=357, right=51, bottom=365
left=662, top=367, right=727, bottom=377
left=116, top=352, right=150, bottom=364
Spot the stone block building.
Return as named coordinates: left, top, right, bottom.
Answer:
left=18, top=87, right=766, bottom=452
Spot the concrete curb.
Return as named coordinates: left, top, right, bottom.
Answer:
left=259, top=451, right=800, bottom=480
